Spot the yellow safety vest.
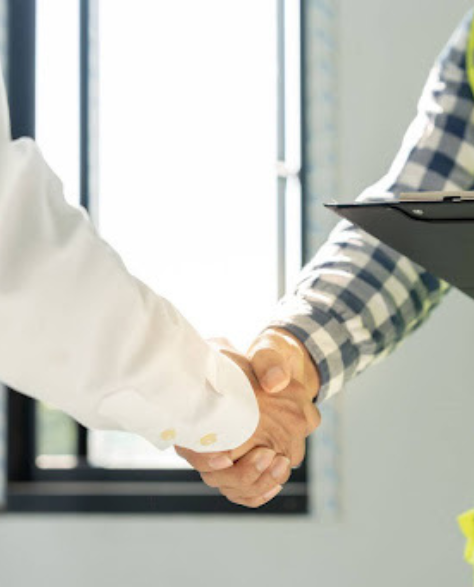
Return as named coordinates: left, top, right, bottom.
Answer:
left=468, top=14, right=474, bottom=97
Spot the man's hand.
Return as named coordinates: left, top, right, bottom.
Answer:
left=248, top=327, right=320, bottom=398
left=176, top=348, right=321, bottom=508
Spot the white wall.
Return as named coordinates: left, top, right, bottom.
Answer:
left=2, top=2, right=474, bottom=586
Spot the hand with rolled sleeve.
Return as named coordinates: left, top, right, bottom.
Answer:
left=176, top=341, right=321, bottom=508
left=179, top=9, right=474, bottom=505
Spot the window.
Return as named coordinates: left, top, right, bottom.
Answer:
left=6, top=0, right=307, bottom=514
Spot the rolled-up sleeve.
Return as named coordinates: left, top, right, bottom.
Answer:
left=269, top=11, right=474, bottom=402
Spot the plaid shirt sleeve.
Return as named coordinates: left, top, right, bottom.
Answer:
left=268, top=10, right=474, bottom=403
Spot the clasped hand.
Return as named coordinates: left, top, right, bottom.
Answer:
left=176, top=328, right=321, bottom=508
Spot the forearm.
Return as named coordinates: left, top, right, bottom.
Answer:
left=269, top=222, right=449, bottom=401
left=267, top=10, right=474, bottom=401
left=0, top=136, right=259, bottom=451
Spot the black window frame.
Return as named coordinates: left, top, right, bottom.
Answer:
left=5, top=0, right=309, bottom=515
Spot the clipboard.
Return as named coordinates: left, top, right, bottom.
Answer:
left=325, top=191, right=474, bottom=299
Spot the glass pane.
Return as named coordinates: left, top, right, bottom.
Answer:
left=88, top=431, right=191, bottom=469
left=36, top=0, right=80, bottom=205
left=90, top=0, right=278, bottom=468
left=35, top=0, right=80, bottom=467
left=35, top=403, right=78, bottom=468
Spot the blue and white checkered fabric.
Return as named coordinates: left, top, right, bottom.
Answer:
left=270, top=10, right=474, bottom=403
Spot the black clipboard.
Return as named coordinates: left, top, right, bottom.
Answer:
left=325, top=193, right=474, bottom=299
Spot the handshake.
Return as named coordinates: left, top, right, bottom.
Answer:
left=176, top=327, right=321, bottom=509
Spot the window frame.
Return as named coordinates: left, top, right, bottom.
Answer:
left=6, top=0, right=309, bottom=515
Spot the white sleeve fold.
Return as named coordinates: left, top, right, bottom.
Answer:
left=0, top=78, right=258, bottom=453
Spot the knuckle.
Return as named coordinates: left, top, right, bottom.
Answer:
left=307, top=412, right=321, bottom=435
left=190, top=459, right=207, bottom=473
left=219, top=487, right=235, bottom=499
left=235, top=478, right=278, bottom=500
left=279, top=467, right=293, bottom=486
left=290, top=444, right=306, bottom=468
left=305, top=404, right=321, bottom=431
left=258, top=479, right=282, bottom=499
left=241, top=498, right=262, bottom=509
left=248, top=503, right=263, bottom=510
left=255, top=495, right=273, bottom=508
left=200, top=473, right=219, bottom=489
left=296, top=411, right=312, bottom=439
left=229, top=498, right=246, bottom=507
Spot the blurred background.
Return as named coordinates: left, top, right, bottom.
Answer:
left=1, top=1, right=474, bottom=586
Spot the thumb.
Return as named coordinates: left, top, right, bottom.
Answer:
left=248, top=328, right=304, bottom=394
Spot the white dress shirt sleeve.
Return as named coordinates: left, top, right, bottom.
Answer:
left=0, top=73, right=259, bottom=453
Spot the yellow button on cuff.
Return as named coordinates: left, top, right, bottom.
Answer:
left=160, top=429, right=177, bottom=442
left=200, top=433, right=217, bottom=447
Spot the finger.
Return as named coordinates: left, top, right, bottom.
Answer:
left=305, top=403, right=322, bottom=436
left=248, top=330, right=304, bottom=394
left=288, top=440, right=307, bottom=469
left=201, top=447, right=276, bottom=489
left=175, top=446, right=234, bottom=473
left=224, top=485, right=283, bottom=509
left=219, top=455, right=291, bottom=499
